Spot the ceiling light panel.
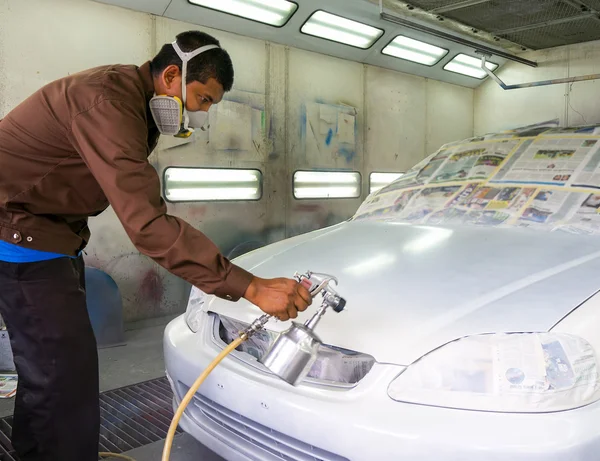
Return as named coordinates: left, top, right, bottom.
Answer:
left=443, top=53, right=499, bottom=79
left=301, top=10, right=384, bottom=49
left=188, top=0, right=298, bottom=27
left=382, top=36, right=448, bottom=66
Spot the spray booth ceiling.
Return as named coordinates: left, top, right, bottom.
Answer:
left=91, top=0, right=600, bottom=87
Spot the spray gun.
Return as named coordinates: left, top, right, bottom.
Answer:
left=162, top=271, right=345, bottom=461
left=239, top=271, right=347, bottom=385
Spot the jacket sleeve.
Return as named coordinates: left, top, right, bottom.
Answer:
left=68, top=97, right=254, bottom=301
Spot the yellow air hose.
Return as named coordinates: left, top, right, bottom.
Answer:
left=96, top=336, right=245, bottom=461
left=161, top=336, right=245, bottom=461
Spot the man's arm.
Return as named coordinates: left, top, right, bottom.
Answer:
left=68, top=98, right=311, bottom=319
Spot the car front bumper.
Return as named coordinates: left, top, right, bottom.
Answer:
left=164, top=313, right=600, bottom=461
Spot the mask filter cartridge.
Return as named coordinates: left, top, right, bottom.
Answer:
left=149, top=96, right=185, bottom=137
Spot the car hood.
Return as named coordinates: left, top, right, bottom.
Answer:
left=206, top=221, right=600, bottom=365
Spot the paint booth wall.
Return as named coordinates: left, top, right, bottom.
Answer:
left=474, top=40, right=600, bottom=135
left=0, top=0, right=474, bottom=322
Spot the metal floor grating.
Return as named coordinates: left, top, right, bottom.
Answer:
left=0, top=376, right=180, bottom=460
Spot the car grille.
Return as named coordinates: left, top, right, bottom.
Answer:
left=181, top=384, right=348, bottom=461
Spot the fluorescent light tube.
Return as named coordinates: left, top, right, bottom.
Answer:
left=294, top=171, right=361, bottom=199
left=166, top=168, right=259, bottom=183
left=188, top=0, right=298, bottom=27
left=370, top=172, right=404, bottom=194
left=301, top=11, right=384, bottom=49
left=382, top=36, right=448, bottom=66
left=294, top=187, right=360, bottom=199
left=166, top=187, right=260, bottom=201
left=444, top=53, right=499, bottom=79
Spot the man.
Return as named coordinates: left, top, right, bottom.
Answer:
left=0, top=30, right=312, bottom=461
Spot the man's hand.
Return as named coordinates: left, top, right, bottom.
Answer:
left=243, top=276, right=313, bottom=321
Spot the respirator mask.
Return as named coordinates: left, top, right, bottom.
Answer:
left=149, top=41, right=219, bottom=138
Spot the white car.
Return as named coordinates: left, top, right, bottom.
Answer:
left=164, top=122, right=600, bottom=461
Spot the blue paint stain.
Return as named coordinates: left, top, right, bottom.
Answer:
left=325, top=128, right=334, bottom=146
left=300, top=107, right=307, bottom=140
left=338, top=147, right=356, bottom=163
left=300, top=105, right=308, bottom=162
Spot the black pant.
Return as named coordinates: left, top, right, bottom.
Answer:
left=0, top=256, right=99, bottom=461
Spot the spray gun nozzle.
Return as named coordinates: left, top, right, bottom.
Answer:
left=326, top=292, right=346, bottom=313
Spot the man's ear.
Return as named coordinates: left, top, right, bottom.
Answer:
left=162, top=64, right=182, bottom=90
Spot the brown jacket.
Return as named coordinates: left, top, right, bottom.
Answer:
left=0, top=62, right=253, bottom=301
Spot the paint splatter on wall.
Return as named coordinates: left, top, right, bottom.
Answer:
left=302, top=102, right=358, bottom=165
left=140, top=268, right=165, bottom=303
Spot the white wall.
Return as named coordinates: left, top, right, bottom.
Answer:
left=0, top=0, right=153, bottom=116
left=365, top=67, right=474, bottom=174
left=474, top=40, right=600, bottom=135
left=0, top=0, right=474, bottom=321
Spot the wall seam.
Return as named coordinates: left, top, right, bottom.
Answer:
left=564, top=48, right=571, bottom=127
left=424, top=78, right=430, bottom=158
left=150, top=14, right=157, bottom=57
left=264, top=41, right=272, bottom=241
left=284, top=46, right=290, bottom=238
left=362, top=64, right=368, bottom=199
left=472, top=83, right=476, bottom=137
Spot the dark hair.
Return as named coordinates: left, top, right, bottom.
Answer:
left=150, top=31, right=234, bottom=92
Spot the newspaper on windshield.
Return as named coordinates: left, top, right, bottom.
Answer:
left=516, top=189, right=587, bottom=230
left=354, top=188, right=409, bottom=219
left=397, top=185, right=462, bottom=222
left=376, top=152, right=439, bottom=195
left=542, top=125, right=600, bottom=136
left=571, top=141, right=600, bottom=189
left=424, top=183, right=536, bottom=227
left=354, top=187, right=422, bottom=221
left=428, top=140, right=521, bottom=184
left=490, top=137, right=600, bottom=186
left=558, top=193, right=600, bottom=235
left=351, top=122, right=600, bottom=235
left=438, top=120, right=560, bottom=149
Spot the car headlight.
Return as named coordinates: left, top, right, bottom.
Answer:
left=183, top=287, right=376, bottom=385
left=218, top=315, right=375, bottom=385
left=388, top=332, right=600, bottom=412
left=184, top=286, right=207, bottom=333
